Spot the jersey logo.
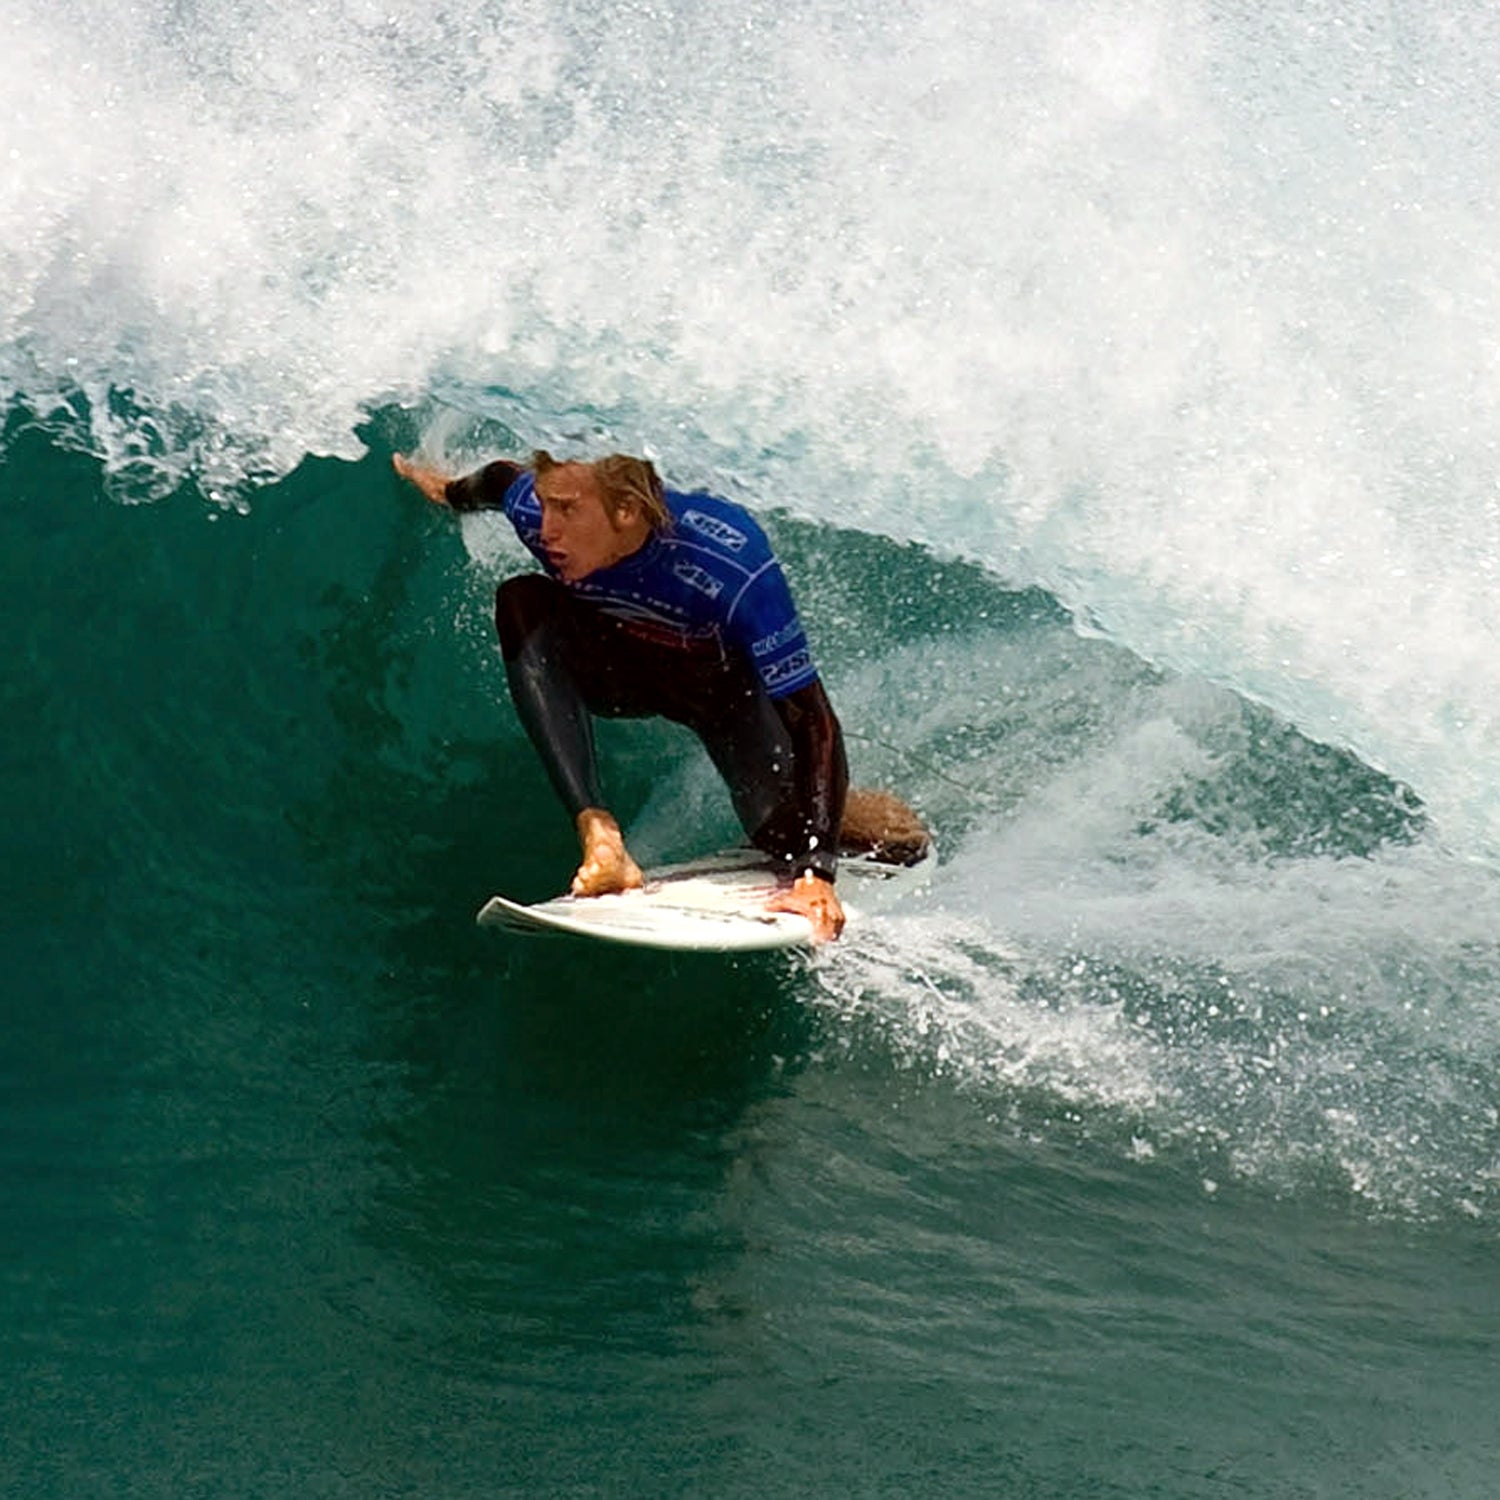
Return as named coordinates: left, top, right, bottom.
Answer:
left=673, top=560, right=724, bottom=598
left=752, top=618, right=804, bottom=657
left=680, top=509, right=748, bottom=552
left=762, top=649, right=812, bottom=688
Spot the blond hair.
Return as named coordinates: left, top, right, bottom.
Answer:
left=531, top=449, right=671, bottom=532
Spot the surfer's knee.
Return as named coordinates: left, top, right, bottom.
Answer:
left=495, top=573, right=565, bottom=660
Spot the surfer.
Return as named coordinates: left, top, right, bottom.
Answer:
left=394, top=448, right=883, bottom=942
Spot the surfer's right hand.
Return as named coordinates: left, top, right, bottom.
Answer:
left=767, top=870, right=845, bottom=943
left=392, top=454, right=452, bottom=506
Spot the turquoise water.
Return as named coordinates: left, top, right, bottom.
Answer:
left=6, top=422, right=1499, bottom=1496
left=7, top=0, right=1500, bottom=1493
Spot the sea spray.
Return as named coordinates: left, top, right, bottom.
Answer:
left=5, top=0, right=1500, bottom=844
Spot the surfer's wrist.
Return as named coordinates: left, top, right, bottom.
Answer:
left=445, top=459, right=525, bottom=512
left=797, top=847, right=838, bottom=884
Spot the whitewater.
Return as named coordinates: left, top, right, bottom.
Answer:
left=7, top=0, right=1500, bottom=845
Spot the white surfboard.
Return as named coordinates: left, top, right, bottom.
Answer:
left=476, top=845, right=933, bottom=953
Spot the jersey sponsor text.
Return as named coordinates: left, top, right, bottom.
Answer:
left=673, top=560, right=725, bottom=598
left=680, top=509, right=749, bottom=551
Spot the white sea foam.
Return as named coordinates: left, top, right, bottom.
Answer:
left=809, top=821, right=1500, bottom=1219
left=612, top=609, right=1500, bottom=1218
left=5, top=0, right=1500, bottom=844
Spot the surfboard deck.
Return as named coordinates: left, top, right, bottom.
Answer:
left=476, top=845, right=933, bottom=952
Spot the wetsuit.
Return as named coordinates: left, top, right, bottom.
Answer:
left=446, top=461, right=848, bottom=882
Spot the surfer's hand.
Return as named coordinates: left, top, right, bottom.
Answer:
left=392, top=453, right=452, bottom=506
left=768, top=871, right=845, bottom=943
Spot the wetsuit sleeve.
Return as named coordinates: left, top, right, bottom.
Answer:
left=727, top=560, right=819, bottom=699
left=443, top=460, right=526, bottom=512
left=771, top=679, right=849, bottom=883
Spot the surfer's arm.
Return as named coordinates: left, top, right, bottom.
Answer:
left=392, top=455, right=524, bottom=511
left=771, top=679, right=849, bottom=885
left=764, top=680, right=849, bottom=940
left=725, top=557, right=845, bottom=883
left=443, top=460, right=526, bottom=512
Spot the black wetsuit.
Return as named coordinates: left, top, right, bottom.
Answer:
left=447, top=462, right=848, bottom=882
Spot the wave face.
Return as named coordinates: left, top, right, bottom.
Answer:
left=7, top=0, right=1500, bottom=1227
left=6, top=0, right=1500, bottom=848
left=6, top=427, right=1495, bottom=1231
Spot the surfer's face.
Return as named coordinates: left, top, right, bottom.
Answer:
left=536, top=463, right=643, bottom=582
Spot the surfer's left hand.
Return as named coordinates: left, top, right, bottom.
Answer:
left=768, top=871, right=845, bottom=943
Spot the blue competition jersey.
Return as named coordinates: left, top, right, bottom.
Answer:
left=501, top=472, right=819, bottom=699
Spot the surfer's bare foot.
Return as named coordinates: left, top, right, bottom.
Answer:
left=571, top=808, right=644, bottom=897
left=839, top=787, right=931, bottom=865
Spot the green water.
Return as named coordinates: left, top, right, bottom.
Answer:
left=4, top=423, right=1499, bottom=1497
